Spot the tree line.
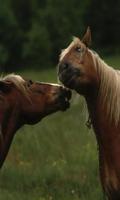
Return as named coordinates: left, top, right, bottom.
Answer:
left=0, top=0, right=120, bottom=71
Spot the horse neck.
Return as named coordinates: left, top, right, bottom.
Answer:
left=89, top=51, right=120, bottom=124
left=86, top=52, right=120, bottom=195
left=84, top=53, right=120, bottom=139
left=0, top=106, right=22, bottom=168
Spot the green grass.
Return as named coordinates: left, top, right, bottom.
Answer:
left=0, top=55, right=120, bottom=200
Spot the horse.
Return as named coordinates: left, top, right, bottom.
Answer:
left=0, top=73, right=71, bottom=168
left=58, top=27, right=120, bottom=200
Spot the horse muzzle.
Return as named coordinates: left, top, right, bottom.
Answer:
left=57, top=86, right=72, bottom=111
left=58, top=62, right=81, bottom=89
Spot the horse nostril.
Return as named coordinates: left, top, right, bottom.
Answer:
left=59, top=62, right=69, bottom=72
left=63, top=63, right=69, bottom=69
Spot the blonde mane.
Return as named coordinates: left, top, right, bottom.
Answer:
left=90, top=50, right=120, bottom=125
left=1, top=74, right=29, bottom=98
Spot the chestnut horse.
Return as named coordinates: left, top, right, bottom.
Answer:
left=0, top=74, right=71, bottom=168
left=58, top=27, right=120, bottom=200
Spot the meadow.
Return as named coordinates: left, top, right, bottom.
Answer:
left=0, top=55, right=120, bottom=200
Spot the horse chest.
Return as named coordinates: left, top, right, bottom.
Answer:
left=88, top=103, right=120, bottom=197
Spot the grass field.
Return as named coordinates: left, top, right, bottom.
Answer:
left=0, top=55, right=120, bottom=200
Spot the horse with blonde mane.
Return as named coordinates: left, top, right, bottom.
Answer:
left=58, top=27, right=120, bottom=200
left=0, top=74, right=71, bottom=168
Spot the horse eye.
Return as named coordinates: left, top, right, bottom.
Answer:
left=27, top=80, right=33, bottom=87
left=75, top=47, right=82, bottom=52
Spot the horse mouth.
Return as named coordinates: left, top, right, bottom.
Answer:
left=58, top=88, right=72, bottom=111
left=59, top=72, right=78, bottom=90
left=60, top=96, right=70, bottom=111
left=58, top=63, right=81, bottom=90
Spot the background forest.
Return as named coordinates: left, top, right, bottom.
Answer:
left=0, top=0, right=120, bottom=71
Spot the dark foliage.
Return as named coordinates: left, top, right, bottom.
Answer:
left=0, top=0, right=120, bottom=71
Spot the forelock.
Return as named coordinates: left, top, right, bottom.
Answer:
left=59, top=37, right=82, bottom=61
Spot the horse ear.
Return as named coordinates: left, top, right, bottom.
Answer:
left=0, top=81, right=12, bottom=93
left=82, top=27, right=91, bottom=47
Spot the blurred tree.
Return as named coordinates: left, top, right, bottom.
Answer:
left=0, top=0, right=23, bottom=71
left=23, top=22, right=52, bottom=68
left=0, top=0, right=119, bottom=71
left=10, top=0, right=33, bottom=31
left=0, top=45, right=8, bottom=70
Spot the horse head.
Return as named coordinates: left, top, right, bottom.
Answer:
left=0, top=74, right=71, bottom=125
left=58, top=27, right=99, bottom=95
